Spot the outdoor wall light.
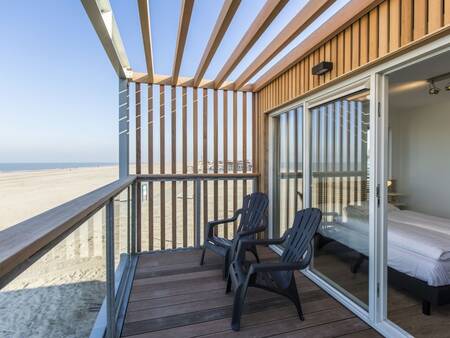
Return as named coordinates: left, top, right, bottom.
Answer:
left=312, top=61, right=333, bottom=75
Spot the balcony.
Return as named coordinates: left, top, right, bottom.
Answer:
left=2, top=0, right=449, bottom=337
left=0, top=174, right=380, bottom=337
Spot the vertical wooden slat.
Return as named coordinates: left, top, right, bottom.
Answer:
left=202, top=89, right=208, bottom=228
left=401, top=0, right=414, bottom=45
left=213, top=90, right=219, bottom=221
left=339, top=101, right=343, bottom=215
left=414, top=0, right=427, bottom=39
left=319, top=46, right=325, bottom=86
left=193, top=88, right=199, bottom=243
left=299, top=60, right=304, bottom=94
left=428, top=0, right=444, bottom=32
left=182, top=87, right=188, bottom=247
left=325, top=41, right=331, bottom=82
left=148, top=84, right=154, bottom=251
left=346, top=102, right=351, bottom=205
left=313, top=50, right=320, bottom=88
left=445, top=0, right=450, bottom=24
left=344, top=27, right=352, bottom=73
left=233, top=91, right=238, bottom=232
left=171, top=86, right=177, bottom=249
left=252, top=92, right=257, bottom=175
left=294, top=107, right=299, bottom=213
left=242, top=92, right=248, bottom=197
left=337, top=32, right=345, bottom=76
left=160, top=85, right=165, bottom=250
left=135, top=83, right=142, bottom=252
left=354, top=102, right=359, bottom=204
left=360, top=15, right=369, bottom=64
left=223, top=90, right=229, bottom=238
left=324, top=105, right=329, bottom=217
left=369, top=8, right=379, bottom=61
left=330, top=37, right=338, bottom=80
left=389, top=0, right=401, bottom=51
left=379, top=1, right=389, bottom=57
left=351, top=21, right=360, bottom=69
left=309, top=53, right=314, bottom=89
left=193, top=89, right=198, bottom=174
left=136, top=83, right=142, bottom=174
left=285, top=112, right=290, bottom=228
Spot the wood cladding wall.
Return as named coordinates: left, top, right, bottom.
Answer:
left=256, top=0, right=450, bottom=114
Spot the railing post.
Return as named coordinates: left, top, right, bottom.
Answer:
left=194, top=178, right=201, bottom=248
left=253, top=177, right=257, bottom=193
left=131, top=182, right=137, bottom=255
left=106, top=199, right=115, bottom=338
left=119, top=78, right=129, bottom=179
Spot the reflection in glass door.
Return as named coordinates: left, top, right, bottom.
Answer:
left=310, top=90, right=371, bottom=308
left=272, top=106, right=303, bottom=238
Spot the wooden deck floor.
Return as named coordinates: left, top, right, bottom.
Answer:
left=121, top=248, right=382, bottom=338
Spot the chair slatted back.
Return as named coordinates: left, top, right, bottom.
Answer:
left=281, top=208, right=322, bottom=264
left=237, top=192, right=268, bottom=235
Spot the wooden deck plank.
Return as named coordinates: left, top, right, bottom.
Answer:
left=121, top=248, right=379, bottom=337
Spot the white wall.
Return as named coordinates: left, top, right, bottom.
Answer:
left=390, top=99, right=450, bottom=218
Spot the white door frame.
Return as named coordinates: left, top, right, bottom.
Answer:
left=266, top=34, right=450, bottom=338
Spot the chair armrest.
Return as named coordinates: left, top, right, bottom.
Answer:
left=206, top=209, right=242, bottom=237
left=236, top=225, right=266, bottom=238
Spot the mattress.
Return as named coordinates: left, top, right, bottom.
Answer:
left=318, top=208, right=450, bottom=287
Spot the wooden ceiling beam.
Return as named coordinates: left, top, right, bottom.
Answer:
left=193, top=0, right=241, bottom=87
left=252, top=0, right=383, bottom=91
left=81, top=0, right=131, bottom=79
left=132, top=72, right=253, bottom=92
left=234, top=0, right=336, bottom=89
left=214, top=0, right=288, bottom=88
left=172, top=0, right=195, bottom=85
left=137, top=0, right=154, bottom=82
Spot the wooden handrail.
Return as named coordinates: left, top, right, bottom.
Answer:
left=0, top=176, right=136, bottom=285
left=137, top=173, right=260, bottom=181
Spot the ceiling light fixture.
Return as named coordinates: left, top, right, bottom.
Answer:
left=428, top=80, right=440, bottom=95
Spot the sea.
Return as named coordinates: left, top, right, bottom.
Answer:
left=0, top=162, right=117, bottom=173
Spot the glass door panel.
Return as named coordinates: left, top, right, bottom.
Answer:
left=310, top=90, right=371, bottom=308
left=272, top=107, right=303, bottom=238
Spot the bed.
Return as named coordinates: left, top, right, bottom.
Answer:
left=317, top=203, right=450, bottom=314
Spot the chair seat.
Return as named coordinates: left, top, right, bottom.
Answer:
left=209, top=236, right=232, bottom=248
left=204, top=236, right=232, bottom=257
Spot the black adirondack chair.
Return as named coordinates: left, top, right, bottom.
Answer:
left=226, top=208, right=322, bottom=331
left=200, top=192, right=269, bottom=279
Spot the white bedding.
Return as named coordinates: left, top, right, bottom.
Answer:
left=318, top=207, right=450, bottom=286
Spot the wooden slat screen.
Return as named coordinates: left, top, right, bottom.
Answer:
left=257, top=0, right=449, bottom=114
left=130, top=83, right=255, bottom=251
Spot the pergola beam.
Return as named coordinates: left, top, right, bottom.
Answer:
left=138, top=0, right=154, bottom=82
left=132, top=72, right=253, bottom=92
left=172, top=0, right=195, bottom=85
left=81, top=0, right=131, bottom=79
left=234, top=0, right=336, bottom=89
left=193, top=0, right=241, bottom=87
left=252, top=0, right=383, bottom=91
left=214, top=0, right=288, bottom=88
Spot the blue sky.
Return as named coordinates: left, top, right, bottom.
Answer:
left=0, top=0, right=348, bottom=163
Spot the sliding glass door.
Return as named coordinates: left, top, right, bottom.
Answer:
left=271, top=106, right=303, bottom=238
left=309, top=89, right=371, bottom=309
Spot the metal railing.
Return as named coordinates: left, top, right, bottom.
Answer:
left=0, top=172, right=260, bottom=337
